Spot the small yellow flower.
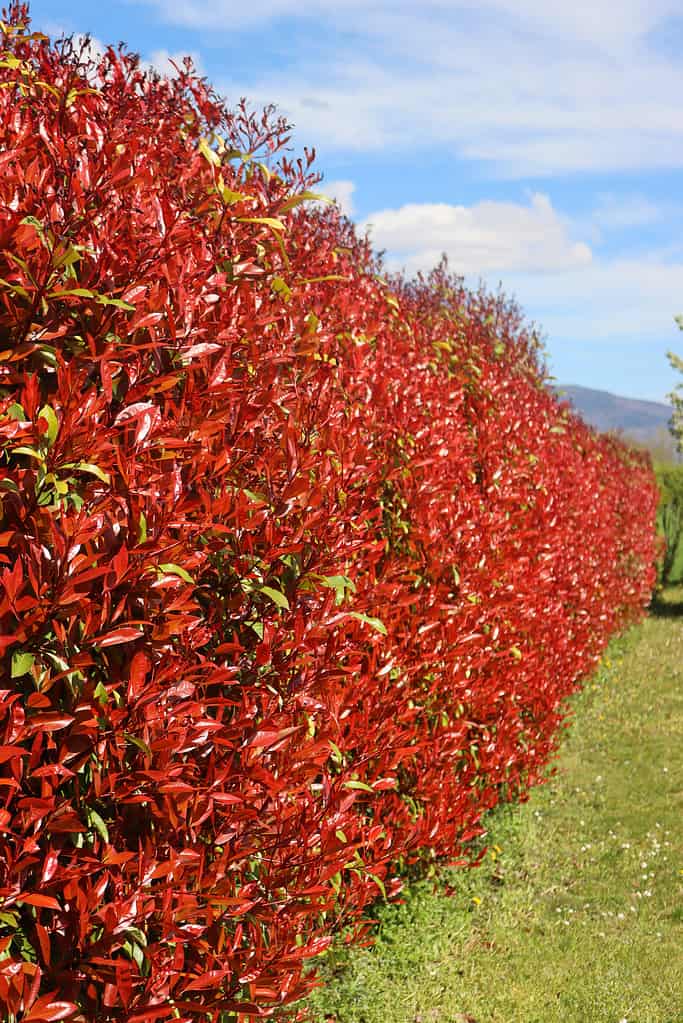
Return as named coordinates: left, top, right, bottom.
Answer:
left=471, top=896, right=482, bottom=906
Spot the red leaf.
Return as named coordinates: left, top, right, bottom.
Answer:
left=0, top=745, right=26, bottom=764
left=93, top=627, right=143, bottom=647
left=128, top=650, right=151, bottom=701
left=40, top=847, right=59, bottom=884
left=26, top=715, right=74, bottom=733
left=18, top=893, right=61, bottom=910
left=24, top=997, right=78, bottom=1022
left=182, top=970, right=231, bottom=992
left=35, top=922, right=51, bottom=965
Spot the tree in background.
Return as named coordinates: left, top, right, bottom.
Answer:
left=668, top=316, right=683, bottom=454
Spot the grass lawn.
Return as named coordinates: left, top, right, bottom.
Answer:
left=305, top=587, right=683, bottom=1023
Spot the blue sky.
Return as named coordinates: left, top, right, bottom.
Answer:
left=26, top=0, right=683, bottom=403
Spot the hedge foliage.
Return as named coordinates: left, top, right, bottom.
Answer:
left=0, top=9, right=659, bottom=1022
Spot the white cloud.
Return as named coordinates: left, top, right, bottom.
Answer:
left=319, top=179, right=355, bottom=217
left=519, top=259, right=683, bottom=401
left=352, top=185, right=683, bottom=397
left=70, top=33, right=107, bottom=63
left=134, top=0, right=683, bottom=176
left=592, top=194, right=667, bottom=230
left=362, top=193, right=591, bottom=276
left=501, top=256, right=683, bottom=341
left=145, top=48, right=204, bottom=77
left=137, top=0, right=675, bottom=43
left=40, top=23, right=201, bottom=81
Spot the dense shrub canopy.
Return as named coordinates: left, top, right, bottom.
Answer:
left=0, top=8, right=658, bottom=1021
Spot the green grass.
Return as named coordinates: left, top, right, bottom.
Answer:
left=305, top=588, right=683, bottom=1023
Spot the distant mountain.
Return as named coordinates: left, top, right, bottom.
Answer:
left=554, top=384, right=672, bottom=444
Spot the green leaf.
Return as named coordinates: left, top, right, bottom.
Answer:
left=348, top=611, right=387, bottom=635
left=368, top=872, right=387, bottom=899
left=343, top=780, right=374, bottom=793
left=218, top=184, right=255, bottom=205
left=278, top=190, right=333, bottom=213
left=157, top=562, right=194, bottom=584
left=48, top=287, right=96, bottom=298
left=319, top=574, right=356, bottom=606
left=53, top=243, right=84, bottom=270
left=6, top=402, right=25, bottom=420
left=328, top=740, right=343, bottom=765
left=125, top=926, right=148, bottom=947
left=11, top=651, right=35, bottom=678
left=38, top=404, right=59, bottom=446
left=0, top=277, right=29, bottom=299
left=94, top=681, right=108, bottom=706
left=12, top=445, right=44, bottom=461
left=304, top=311, right=320, bottom=334
left=38, top=344, right=58, bottom=367
left=249, top=620, right=264, bottom=640
left=271, top=276, right=292, bottom=301
left=95, top=295, right=135, bottom=311
left=124, top=732, right=152, bottom=757
left=198, top=137, right=221, bottom=167
left=47, top=287, right=134, bottom=311
left=127, top=940, right=145, bottom=971
left=64, top=461, right=110, bottom=483
left=259, top=585, right=290, bottom=610
left=236, top=216, right=286, bottom=232
left=137, top=511, right=148, bottom=544
left=45, top=652, right=69, bottom=672
left=510, top=645, right=523, bottom=661
left=242, top=488, right=268, bottom=505
left=20, top=215, right=45, bottom=234
left=86, top=807, right=109, bottom=843
left=299, top=274, right=347, bottom=285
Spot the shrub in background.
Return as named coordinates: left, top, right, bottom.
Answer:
left=654, top=463, right=683, bottom=583
left=0, top=8, right=659, bottom=1021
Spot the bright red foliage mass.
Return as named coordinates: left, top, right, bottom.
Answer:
left=0, top=7, right=658, bottom=1021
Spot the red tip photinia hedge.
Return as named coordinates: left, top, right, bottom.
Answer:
left=0, top=8, right=659, bottom=1021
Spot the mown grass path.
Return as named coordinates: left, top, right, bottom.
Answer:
left=307, top=588, right=683, bottom=1023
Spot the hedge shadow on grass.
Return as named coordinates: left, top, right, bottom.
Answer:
left=649, top=585, right=683, bottom=619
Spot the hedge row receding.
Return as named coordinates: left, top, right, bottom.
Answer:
left=0, top=9, right=659, bottom=1022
